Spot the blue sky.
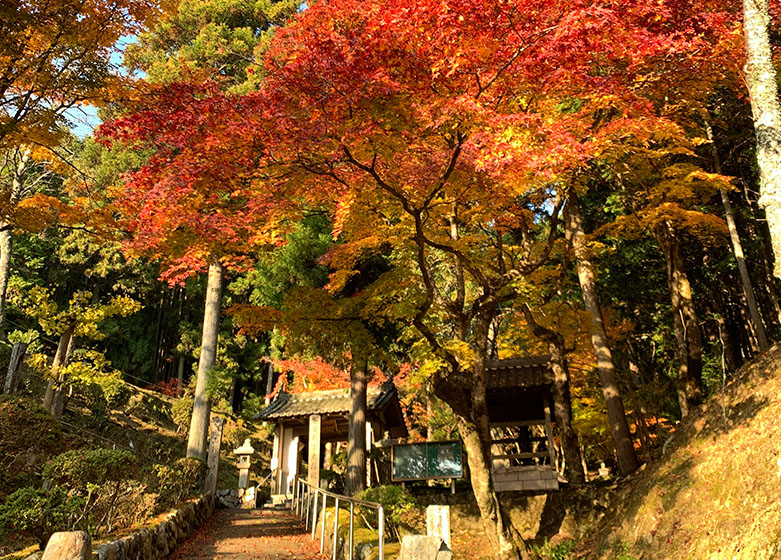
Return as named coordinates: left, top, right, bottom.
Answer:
left=66, top=36, right=139, bottom=139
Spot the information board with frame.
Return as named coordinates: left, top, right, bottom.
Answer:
left=391, top=440, right=463, bottom=481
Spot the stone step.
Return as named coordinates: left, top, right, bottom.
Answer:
left=262, top=500, right=292, bottom=510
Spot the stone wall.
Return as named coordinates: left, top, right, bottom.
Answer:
left=93, top=493, right=215, bottom=560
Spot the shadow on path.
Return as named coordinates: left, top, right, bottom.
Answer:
left=168, top=509, right=322, bottom=560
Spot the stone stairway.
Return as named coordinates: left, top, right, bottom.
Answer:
left=168, top=508, right=321, bottom=560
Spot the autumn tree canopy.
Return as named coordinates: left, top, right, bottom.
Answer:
left=0, top=0, right=160, bottom=150
left=18, top=1, right=780, bottom=559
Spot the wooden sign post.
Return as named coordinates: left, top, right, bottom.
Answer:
left=204, top=416, right=224, bottom=495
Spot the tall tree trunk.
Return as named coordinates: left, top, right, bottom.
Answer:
left=345, top=349, right=367, bottom=496
left=708, top=290, right=741, bottom=372
left=4, top=341, right=27, bottom=394
left=413, top=205, right=526, bottom=559
left=187, top=261, right=223, bottom=459
left=520, top=304, right=586, bottom=484
left=0, top=146, right=31, bottom=339
left=43, top=325, right=75, bottom=417
left=743, top=0, right=781, bottom=276
left=430, top=327, right=528, bottom=559
left=706, top=120, right=769, bottom=350
left=176, top=355, right=186, bottom=396
left=625, top=357, right=652, bottom=461
left=655, top=222, right=703, bottom=418
left=0, top=228, right=12, bottom=341
left=565, top=191, right=639, bottom=475
left=457, top=416, right=526, bottom=560
left=469, top=316, right=527, bottom=559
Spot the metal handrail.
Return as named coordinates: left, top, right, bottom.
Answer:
left=292, top=477, right=384, bottom=560
left=258, top=470, right=275, bottom=487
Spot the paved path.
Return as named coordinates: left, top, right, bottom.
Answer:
left=168, top=509, right=323, bottom=560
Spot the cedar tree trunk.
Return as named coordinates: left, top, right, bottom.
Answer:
left=345, top=349, right=368, bottom=496
left=743, top=0, right=781, bottom=277
left=706, top=120, right=769, bottom=350
left=0, top=228, right=11, bottom=340
left=655, top=221, right=704, bottom=417
left=565, top=191, right=639, bottom=474
left=176, top=355, right=186, bottom=396
left=721, top=187, right=769, bottom=351
left=187, top=261, right=223, bottom=459
left=0, top=147, right=31, bottom=338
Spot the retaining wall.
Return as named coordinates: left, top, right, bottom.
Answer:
left=93, top=493, right=215, bottom=560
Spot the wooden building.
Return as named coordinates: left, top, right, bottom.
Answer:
left=255, top=382, right=407, bottom=500
left=486, top=356, right=560, bottom=492
left=257, top=357, right=559, bottom=501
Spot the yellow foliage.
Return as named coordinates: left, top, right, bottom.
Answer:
left=0, top=0, right=161, bottom=149
left=21, top=287, right=140, bottom=338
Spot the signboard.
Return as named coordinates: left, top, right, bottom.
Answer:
left=391, top=440, right=463, bottom=481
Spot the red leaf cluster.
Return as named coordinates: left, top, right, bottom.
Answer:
left=102, top=0, right=741, bottom=284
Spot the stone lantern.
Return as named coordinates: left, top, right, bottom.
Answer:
left=233, top=438, right=255, bottom=494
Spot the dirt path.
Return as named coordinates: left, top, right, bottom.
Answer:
left=168, top=508, right=323, bottom=560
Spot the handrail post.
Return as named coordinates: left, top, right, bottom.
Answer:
left=349, top=502, right=354, bottom=560
left=312, top=489, right=319, bottom=539
left=297, top=484, right=385, bottom=560
left=378, top=505, right=384, bottom=560
left=332, top=497, right=339, bottom=560
left=320, top=492, right=327, bottom=554
left=307, top=484, right=312, bottom=527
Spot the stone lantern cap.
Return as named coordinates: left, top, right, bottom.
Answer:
left=233, top=438, right=255, bottom=456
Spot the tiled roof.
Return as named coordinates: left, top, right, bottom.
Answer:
left=255, top=383, right=399, bottom=420
left=486, top=356, right=552, bottom=389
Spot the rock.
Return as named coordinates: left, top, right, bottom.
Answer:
left=217, top=489, right=242, bottom=509
left=241, top=486, right=257, bottom=509
left=84, top=493, right=214, bottom=560
left=23, top=553, right=42, bottom=560
left=124, top=533, right=138, bottom=560
left=155, top=522, right=170, bottom=557
left=138, top=529, right=153, bottom=560
left=42, top=531, right=91, bottom=560
left=358, top=543, right=373, bottom=560
left=95, top=542, right=118, bottom=560
left=114, top=538, right=126, bottom=560
left=399, top=535, right=452, bottom=560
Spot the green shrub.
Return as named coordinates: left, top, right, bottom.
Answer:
left=152, top=457, right=205, bottom=510
left=95, top=376, right=130, bottom=408
left=76, top=383, right=109, bottom=426
left=0, top=486, right=83, bottom=549
left=73, top=378, right=129, bottom=424
left=0, top=396, right=63, bottom=497
left=170, top=396, right=193, bottom=432
left=42, top=449, right=140, bottom=538
left=44, top=449, right=138, bottom=488
left=532, top=539, right=576, bottom=560
left=222, top=418, right=251, bottom=450
left=358, top=485, right=422, bottom=540
left=126, top=391, right=173, bottom=425
left=319, top=468, right=344, bottom=492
